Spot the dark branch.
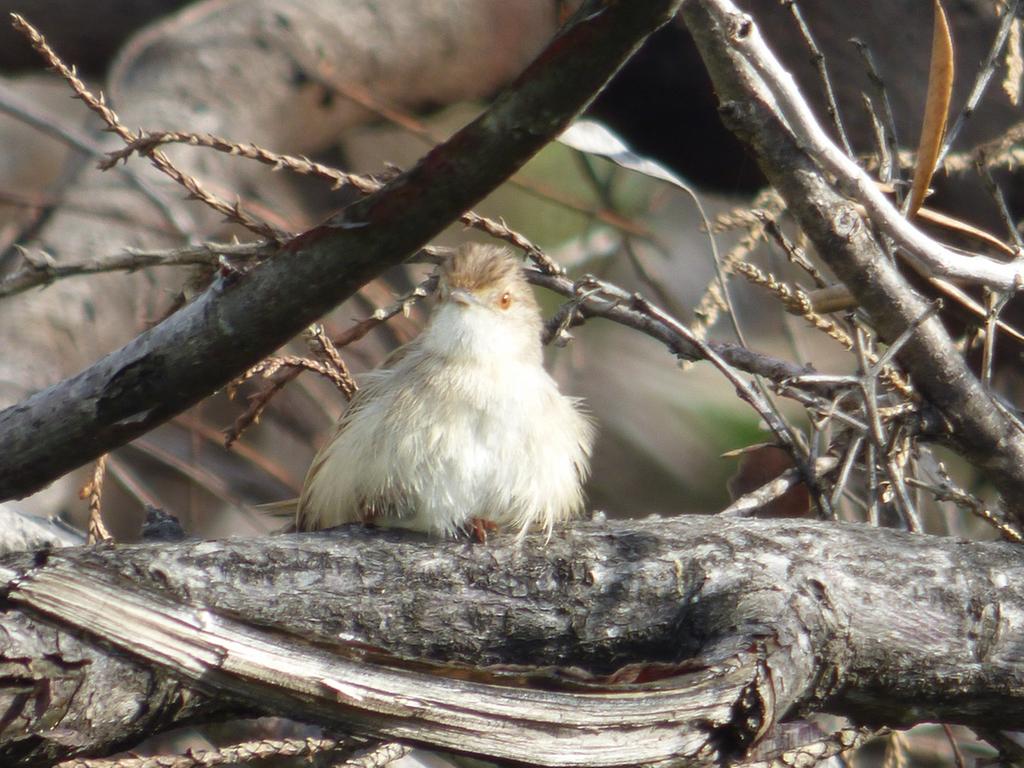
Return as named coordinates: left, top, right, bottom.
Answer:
left=0, top=0, right=683, bottom=502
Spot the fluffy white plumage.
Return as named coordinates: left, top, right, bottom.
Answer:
left=296, top=243, right=594, bottom=538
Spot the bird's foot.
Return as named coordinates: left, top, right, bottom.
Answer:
left=469, top=517, right=499, bottom=543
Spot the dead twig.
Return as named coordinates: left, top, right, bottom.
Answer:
left=98, top=128, right=565, bottom=276
left=54, top=736, right=358, bottom=768
left=0, top=241, right=272, bottom=299
left=10, top=14, right=282, bottom=241
left=81, top=454, right=111, bottom=544
left=224, top=276, right=438, bottom=447
left=720, top=455, right=839, bottom=517
left=305, top=324, right=358, bottom=399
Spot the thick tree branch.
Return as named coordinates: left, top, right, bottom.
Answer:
left=682, top=0, right=1024, bottom=521
left=2, top=517, right=1023, bottom=766
left=0, top=0, right=683, bottom=502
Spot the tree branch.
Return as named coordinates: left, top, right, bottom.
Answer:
left=700, top=1, right=1024, bottom=291
left=2, top=517, right=1022, bottom=766
left=0, top=0, right=683, bottom=502
left=682, top=0, right=1024, bottom=522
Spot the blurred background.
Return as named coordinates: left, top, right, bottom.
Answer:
left=2, top=0, right=1021, bottom=541
left=2, top=2, right=1023, bottom=762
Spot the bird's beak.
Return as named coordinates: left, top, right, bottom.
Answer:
left=448, top=288, right=479, bottom=307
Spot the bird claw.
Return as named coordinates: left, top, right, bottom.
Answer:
left=469, top=517, right=499, bottom=543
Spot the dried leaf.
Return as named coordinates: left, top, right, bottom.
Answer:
left=908, top=0, right=954, bottom=217
left=914, top=206, right=1017, bottom=259
left=725, top=445, right=812, bottom=519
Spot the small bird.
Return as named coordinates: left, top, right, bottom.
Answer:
left=295, top=243, right=595, bottom=539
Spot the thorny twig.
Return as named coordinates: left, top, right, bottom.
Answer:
left=305, top=324, right=358, bottom=399
left=81, top=454, right=111, bottom=544
left=975, top=152, right=1024, bottom=252
left=760, top=215, right=828, bottom=288
left=781, top=0, right=853, bottom=158
left=732, top=258, right=914, bottom=398
left=224, top=276, right=438, bottom=447
left=907, top=470, right=1024, bottom=544
left=532, top=269, right=839, bottom=398
left=101, top=128, right=564, bottom=275
left=851, top=39, right=902, bottom=192
left=937, top=0, right=1022, bottom=167
left=10, top=14, right=282, bottom=241
left=720, top=456, right=839, bottom=517
left=539, top=262, right=944, bottom=521
left=759, top=309, right=937, bottom=525
left=227, top=355, right=353, bottom=438
left=102, top=130, right=386, bottom=194
left=855, top=328, right=920, bottom=532
left=0, top=241, right=273, bottom=299
left=712, top=0, right=1024, bottom=291
left=559, top=274, right=808, bottom=456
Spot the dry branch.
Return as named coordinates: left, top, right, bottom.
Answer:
left=699, top=2, right=1024, bottom=292
left=0, top=0, right=684, bottom=503
left=682, top=0, right=1024, bottom=522
left=0, top=241, right=273, bottom=299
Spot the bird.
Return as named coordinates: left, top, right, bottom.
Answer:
left=294, top=242, right=595, bottom=540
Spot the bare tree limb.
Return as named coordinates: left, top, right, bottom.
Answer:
left=2, top=517, right=1023, bottom=766
left=696, top=1, right=1024, bottom=291
left=682, top=0, right=1024, bottom=522
left=0, top=0, right=684, bottom=503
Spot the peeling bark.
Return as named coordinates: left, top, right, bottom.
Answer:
left=1, top=517, right=1023, bottom=766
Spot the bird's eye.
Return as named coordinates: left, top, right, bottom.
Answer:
left=498, top=291, right=513, bottom=310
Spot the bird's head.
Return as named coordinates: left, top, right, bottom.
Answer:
left=425, top=243, right=544, bottom=364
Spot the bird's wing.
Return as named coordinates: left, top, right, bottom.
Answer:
left=294, top=337, right=422, bottom=531
left=377, top=335, right=419, bottom=369
left=294, top=384, right=371, bottom=531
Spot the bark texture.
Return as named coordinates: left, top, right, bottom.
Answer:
left=1, top=517, right=1023, bottom=766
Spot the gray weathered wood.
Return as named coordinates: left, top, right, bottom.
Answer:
left=2, top=517, right=1022, bottom=766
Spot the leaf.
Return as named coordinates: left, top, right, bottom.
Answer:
left=724, top=444, right=812, bottom=519
left=908, top=0, right=954, bottom=217
left=558, top=118, right=695, bottom=191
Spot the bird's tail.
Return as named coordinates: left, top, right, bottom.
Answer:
left=254, top=498, right=299, bottom=532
